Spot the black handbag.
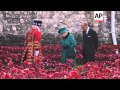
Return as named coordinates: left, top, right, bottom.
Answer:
left=67, top=48, right=76, bottom=58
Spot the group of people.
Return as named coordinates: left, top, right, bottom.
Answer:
left=23, top=19, right=98, bottom=66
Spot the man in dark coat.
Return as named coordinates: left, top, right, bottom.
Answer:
left=81, top=22, right=98, bottom=64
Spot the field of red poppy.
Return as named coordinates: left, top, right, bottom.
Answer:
left=0, top=44, right=120, bottom=79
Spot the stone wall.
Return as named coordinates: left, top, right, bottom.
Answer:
left=0, top=11, right=120, bottom=44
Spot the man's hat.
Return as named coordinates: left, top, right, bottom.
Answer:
left=32, top=19, right=42, bottom=27
left=58, top=27, right=68, bottom=35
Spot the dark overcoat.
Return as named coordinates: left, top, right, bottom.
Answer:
left=82, top=28, right=98, bottom=62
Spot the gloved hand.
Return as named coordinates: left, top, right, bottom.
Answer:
left=64, top=46, right=69, bottom=49
left=34, top=50, right=39, bottom=56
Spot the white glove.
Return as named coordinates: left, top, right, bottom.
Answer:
left=34, top=50, right=39, bottom=56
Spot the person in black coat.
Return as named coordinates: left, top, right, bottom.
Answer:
left=81, top=22, right=98, bottom=64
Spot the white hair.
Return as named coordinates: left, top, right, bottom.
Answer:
left=32, top=25, right=40, bottom=32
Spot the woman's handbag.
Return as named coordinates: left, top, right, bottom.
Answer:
left=67, top=47, right=76, bottom=58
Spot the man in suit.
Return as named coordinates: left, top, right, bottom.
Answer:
left=58, top=27, right=77, bottom=66
left=81, top=22, right=98, bottom=64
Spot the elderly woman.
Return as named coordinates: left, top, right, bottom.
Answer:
left=58, top=27, right=77, bottom=66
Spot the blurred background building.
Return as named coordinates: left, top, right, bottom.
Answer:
left=0, top=11, right=120, bottom=45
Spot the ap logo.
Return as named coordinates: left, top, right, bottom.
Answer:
left=94, top=11, right=104, bottom=22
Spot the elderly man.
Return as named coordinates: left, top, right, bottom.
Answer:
left=58, top=27, right=77, bottom=66
left=81, top=21, right=98, bottom=64
left=23, top=19, right=42, bottom=64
